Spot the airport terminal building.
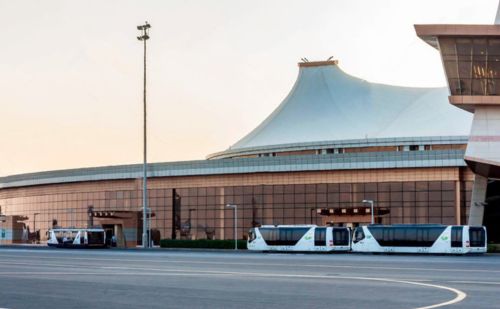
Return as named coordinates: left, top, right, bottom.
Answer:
left=3, top=57, right=490, bottom=247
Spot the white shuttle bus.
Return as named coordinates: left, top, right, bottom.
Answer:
left=351, top=224, right=487, bottom=254
left=48, top=228, right=107, bottom=248
left=247, top=225, right=351, bottom=252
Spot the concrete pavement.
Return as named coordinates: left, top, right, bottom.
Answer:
left=0, top=248, right=498, bottom=308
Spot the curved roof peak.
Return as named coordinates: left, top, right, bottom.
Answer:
left=226, top=61, right=472, bottom=151
left=298, top=59, right=339, bottom=67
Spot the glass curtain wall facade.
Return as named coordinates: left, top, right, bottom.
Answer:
left=0, top=179, right=472, bottom=244
left=439, top=36, right=500, bottom=95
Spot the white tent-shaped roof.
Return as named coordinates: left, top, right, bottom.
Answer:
left=228, top=61, right=471, bottom=151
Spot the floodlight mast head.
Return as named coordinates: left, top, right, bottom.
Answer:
left=137, top=21, right=151, bottom=41
left=137, top=21, right=151, bottom=30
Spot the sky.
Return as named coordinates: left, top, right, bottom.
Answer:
left=0, top=0, right=498, bottom=177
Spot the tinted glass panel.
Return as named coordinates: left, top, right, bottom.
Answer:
left=451, top=226, right=463, bottom=247
left=314, top=228, right=326, bottom=246
left=368, top=226, right=446, bottom=247
left=248, top=228, right=256, bottom=242
left=87, top=232, right=104, bottom=245
left=259, top=227, right=310, bottom=246
left=353, top=227, right=365, bottom=243
left=332, top=228, right=349, bottom=246
left=440, top=37, right=500, bottom=95
left=469, top=227, right=485, bottom=247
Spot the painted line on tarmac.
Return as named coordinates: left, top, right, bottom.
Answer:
left=0, top=258, right=493, bottom=284
left=0, top=260, right=96, bottom=269
left=3, top=259, right=498, bottom=286
left=449, top=280, right=500, bottom=285
left=0, top=253, right=497, bottom=275
left=107, top=268, right=467, bottom=309
left=0, top=271, right=222, bottom=277
left=97, top=267, right=468, bottom=309
left=0, top=267, right=466, bottom=309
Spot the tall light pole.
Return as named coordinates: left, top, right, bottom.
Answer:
left=362, top=200, right=374, bottom=224
left=137, top=21, right=151, bottom=248
left=226, top=204, right=238, bottom=250
left=0, top=214, right=5, bottom=246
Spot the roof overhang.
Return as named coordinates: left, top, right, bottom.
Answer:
left=464, top=155, right=500, bottom=178
left=449, top=96, right=500, bottom=113
left=415, top=24, right=500, bottom=49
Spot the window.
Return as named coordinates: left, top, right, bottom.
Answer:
left=87, top=231, right=105, bottom=245
left=259, top=227, right=309, bottom=246
left=440, top=37, right=500, bottom=96
left=353, top=227, right=365, bottom=243
left=332, top=228, right=349, bottom=246
left=248, top=229, right=256, bottom=243
left=409, top=145, right=419, bottom=151
left=368, top=226, right=446, bottom=247
left=451, top=226, right=463, bottom=247
left=314, top=228, right=326, bottom=246
left=469, top=227, right=485, bottom=247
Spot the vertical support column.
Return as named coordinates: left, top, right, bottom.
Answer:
left=468, top=174, right=488, bottom=226
left=455, top=181, right=461, bottom=225
left=87, top=205, right=94, bottom=228
left=115, top=224, right=126, bottom=248
left=218, top=188, right=225, bottom=240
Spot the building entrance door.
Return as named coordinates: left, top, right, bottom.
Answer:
left=102, top=224, right=124, bottom=247
left=103, top=224, right=114, bottom=247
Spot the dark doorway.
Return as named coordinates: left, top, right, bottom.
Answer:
left=485, top=180, right=500, bottom=243
left=102, top=224, right=115, bottom=247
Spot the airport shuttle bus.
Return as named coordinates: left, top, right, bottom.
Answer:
left=351, top=225, right=487, bottom=254
left=48, top=228, right=107, bottom=248
left=247, top=225, right=351, bottom=252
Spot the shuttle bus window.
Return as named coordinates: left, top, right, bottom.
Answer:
left=469, top=227, right=486, bottom=247
left=369, top=226, right=446, bottom=247
left=405, top=228, right=417, bottom=246
left=259, top=227, right=309, bottom=246
left=248, top=229, right=256, bottom=242
left=314, top=228, right=326, bottom=246
left=87, top=231, right=105, bottom=245
left=451, top=226, right=463, bottom=247
left=332, top=228, right=349, bottom=246
left=353, top=228, right=365, bottom=243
